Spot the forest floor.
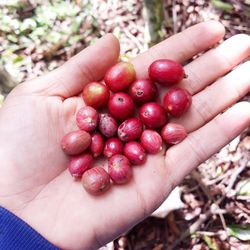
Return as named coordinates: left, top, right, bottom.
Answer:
left=0, top=1, right=249, bottom=249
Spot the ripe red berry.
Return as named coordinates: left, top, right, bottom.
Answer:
left=104, top=62, right=136, bottom=92
left=139, top=102, right=168, bottom=129
left=124, top=141, right=146, bottom=165
left=98, top=113, right=118, bottom=138
left=82, top=166, right=111, bottom=195
left=118, top=117, right=143, bottom=142
left=161, top=122, right=187, bottom=145
left=89, top=132, right=104, bottom=157
left=140, top=130, right=162, bottom=154
left=68, top=153, right=93, bottom=179
left=129, top=79, right=157, bottom=103
left=61, top=130, right=91, bottom=155
left=108, top=154, right=132, bottom=184
left=149, top=59, right=185, bottom=86
left=108, top=92, right=135, bottom=120
left=103, top=137, right=124, bottom=158
left=163, top=87, right=192, bottom=117
left=76, top=106, right=99, bottom=132
left=82, top=82, right=110, bottom=109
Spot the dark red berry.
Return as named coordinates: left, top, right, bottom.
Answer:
left=118, top=117, right=143, bottom=142
left=108, top=154, right=132, bottom=184
left=69, top=153, right=93, bottom=179
left=82, top=167, right=111, bottom=195
left=140, top=130, right=162, bottom=154
left=124, top=141, right=146, bottom=165
left=163, top=87, right=192, bottom=117
left=98, top=113, right=118, bottom=138
left=161, top=122, right=187, bottom=145
left=76, top=106, right=99, bottom=132
left=82, top=82, right=110, bottom=109
left=129, top=79, right=157, bottom=103
left=61, top=130, right=91, bottom=155
left=108, top=92, right=135, bottom=120
left=104, top=62, right=136, bottom=92
left=139, top=102, right=168, bottom=129
left=103, top=137, right=124, bottom=158
left=149, top=59, right=185, bottom=86
left=89, top=132, right=104, bottom=157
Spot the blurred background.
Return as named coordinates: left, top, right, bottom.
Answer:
left=0, top=0, right=249, bottom=249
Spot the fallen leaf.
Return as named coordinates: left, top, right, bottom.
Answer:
left=227, top=225, right=250, bottom=241
left=236, top=178, right=250, bottom=196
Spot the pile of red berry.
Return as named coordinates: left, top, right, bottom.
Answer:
left=61, top=59, right=192, bottom=195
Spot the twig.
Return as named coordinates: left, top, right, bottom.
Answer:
left=224, top=159, right=247, bottom=195
left=191, top=170, right=227, bottom=230
left=217, top=207, right=227, bottom=230
left=171, top=156, right=248, bottom=248
left=235, top=201, right=250, bottom=215
left=124, top=29, right=145, bottom=52
left=172, top=0, right=178, bottom=34
left=191, top=170, right=213, bottom=200
left=195, top=231, right=220, bottom=236
left=205, top=170, right=231, bottom=186
left=169, top=211, right=212, bottom=250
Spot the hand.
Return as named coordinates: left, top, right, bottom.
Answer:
left=0, top=21, right=249, bottom=250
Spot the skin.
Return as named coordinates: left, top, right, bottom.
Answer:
left=0, top=21, right=249, bottom=250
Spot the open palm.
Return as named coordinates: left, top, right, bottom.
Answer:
left=0, top=21, right=249, bottom=250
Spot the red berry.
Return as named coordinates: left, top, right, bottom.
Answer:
left=108, top=154, right=132, bottom=184
left=139, top=102, right=168, bottom=129
left=61, top=130, right=91, bottom=155
left=104, top=62, right=136, bottom=92
left=140, top=130, right=162, bottom=154
left=98, top=113, right=118, bottom=138
left=149, top=59, right=185, bottom=86
left=82, top=82, right=110, bottom=109
left=129, top=79, right=157, bottom=103
left=161, top=122, right=187, bottom=145
left=118, top=117, right=143, bottom=142
left=103, top=137, right=124, bottom=158
left=68, top=153, right=93, bottom=179
left=76, top=106, right=99, bottom=132
left=89, top=132, right=104, bottom=157
left=124, top=141, right=146, bottom=165
left=163, top=87, right=192, bottom=117
left=82, top=166, right=111, bottom=195
left=108, top=92, right=135, bottom=120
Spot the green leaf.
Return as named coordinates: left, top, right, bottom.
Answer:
left=20, top=18, right=37, bottom=33
left=54, top=2, right=79, bottom=19
left=236, top=178, right=250, bottom=196
left=12, top=54, right=24, bottom=64
left=1, top=0, right=23, bottom=8
left=191, top=233, right=197, bottom=239
left=47, top=31, right=64, bottom=44
left=120, top=54, right=131, bottom=62
left=203, top=235, right=218, bottom=250
left=211, top=0, right=233, bottom=13
left=69, top=35, right=82, bottom=45
left=7, top=34, right=18, bottom=43
left=227, top=225, right=250, bottom=241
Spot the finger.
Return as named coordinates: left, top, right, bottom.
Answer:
left=180, top=34, right=250, bottom=94
left=31, top=34, right=120, bottom=98
left=166, top=101, right=250, bottom=190
left=26, top=21, right=223, bottom=98
left=133, top=20, right=225, bottom=78
left=173, top=61, right=250, bottom=132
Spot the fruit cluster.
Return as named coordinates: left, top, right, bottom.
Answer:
left=61, top=59, right=192, bottom=195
